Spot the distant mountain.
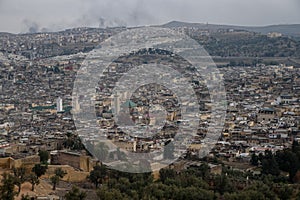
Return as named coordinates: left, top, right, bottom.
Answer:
left=162, top=21, right=300, bottom=37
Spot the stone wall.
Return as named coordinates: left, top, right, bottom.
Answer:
left=0, top=155, right=40, bottom=169
left=51, top=151, right=95, bottom=172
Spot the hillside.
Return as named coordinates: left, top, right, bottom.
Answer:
left=1, top=23, right=300, bottom=65
left=163, top=21, right=300, bottom=37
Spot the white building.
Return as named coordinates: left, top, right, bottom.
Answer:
left=56, top=97, right=63, bottom=112
left=276, top=95, right=297, bottom=105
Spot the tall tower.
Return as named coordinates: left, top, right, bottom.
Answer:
left=56, top=97, right=63, bottom=112
left=73, top=96, right=80, bottom=112
left=114, top=93, right=120, bottom=115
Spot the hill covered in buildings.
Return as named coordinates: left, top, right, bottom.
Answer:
left=0, top=22, right=300, bottom=67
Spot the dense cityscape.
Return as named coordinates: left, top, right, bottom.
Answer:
left=1, top=5, right=300, bottom=200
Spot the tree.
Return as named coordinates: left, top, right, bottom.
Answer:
left=38, top=150, right=49, bottom=164
left=198, top=163, right=210, bottom=181
left=32, top=164, right=48, bottom=178
left=292, top=140, right=300, bottom=155
left=277, top=184, right=293, bottom=200
left=51, top=168, right=67, bottom=190
left=89, top=165, right=108, bottom=188
left=21, top=194, right=31, bottom=200
left=64, top=186, right=87, bottom=200
left=97, top=186, right=125, bottom=200
left=13, top=166, right=26, bottom=194
left=54, top=167, right=67, bottom=178
left=0, top=173, right=18, bottom=200
left=50, top=175, right=60, bottom=191
left=276, top=149, right=300, bottom=182
left=159, top=168, right=176, bottom=183
left=177, top=187, right=214, bottom=200
left=213, top=174, right=233, bottom=195
left=27, top=173, right=40, bottom=191
left=224, top=190, right=264, bottom=200
left=250, top=153, right=259, bottom=166
left=261, top=150, right=280, bottom=176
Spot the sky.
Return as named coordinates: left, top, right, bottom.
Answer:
left=0, top=0, right=299, bottom=33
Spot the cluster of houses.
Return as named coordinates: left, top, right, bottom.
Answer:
left=0, top=27, right=299, bottom=174
left=207, top=65, right=300, bottom=162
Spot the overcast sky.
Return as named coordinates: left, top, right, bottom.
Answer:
left=0, top=0, right=299, bottom=33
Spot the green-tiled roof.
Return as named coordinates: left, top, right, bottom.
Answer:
left=122, top=100, right=137, bottom=108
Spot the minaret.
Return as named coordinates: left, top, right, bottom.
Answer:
left=73, top=96, right=80, bottom=112
left=56, top=97, right=63, bottom=112
left=114, top=93, right=120, bottom=115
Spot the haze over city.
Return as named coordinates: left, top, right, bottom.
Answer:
left=0, top=0, right=300, bottom=33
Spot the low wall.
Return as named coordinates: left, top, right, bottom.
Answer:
left=0, top=155, right=40, bottom=169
